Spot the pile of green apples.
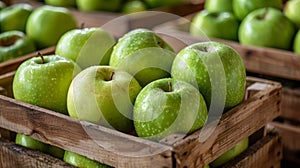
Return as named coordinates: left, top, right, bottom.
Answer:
left=42, top=0, right=187, bottom=14
left=0, top=3, right=77, bottom=63
left=190, top=0, right=300, bottom=54
left=11, top=20, right=248, bottom=166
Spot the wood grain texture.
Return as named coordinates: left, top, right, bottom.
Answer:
left=221, top=132, right=282, bottom=168
left=0, top=138, right=75, bottom=168
left=0, top=77, right=282, bottom=167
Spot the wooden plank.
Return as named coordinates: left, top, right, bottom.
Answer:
left=281, top=86, right=300, bottom=121
left=221, top=132, right=282, bottom=168
left=172, top=77, right=282, bottom=167
left=0, top=95, right=173, bottom=168
left=0, top=138, right=75, bottom=168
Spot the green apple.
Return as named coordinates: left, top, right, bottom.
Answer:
left=144, top=0, right=184, bottom=8
left=0, top=30, right=36, bottom=63
left=15, top=133, right=65, bottom=159
left=122, top=0, right=147, bottom=14
left=171, top=41, right=246, bottom=109
left=0, top=1, right=7, bottom=11
left=55, top=27, right=116, bottom=69
left=232, top=0, right=282, bottom=20
left=76, top=0, right=122, bottom=12
left=293, top=30, right=300, bottom=54
left=13, top=55, right=81, bottom=115
left=45, top=0, right=76, bottom=7
left=190, top=10, right=240, bottom=41
left=0, top=3, right=33, bottom=32
left=109, top=28, right=175, bottom=87
left=64, top=151, right=110, bottom=168
left=67, top=66, right=141, bottom=133
left=133, top=78, right=208, bottom=141
left=284, top=0, right=300, bottom=29
left=239, top=7, right=296, bottom=50
left=15, top=133, right=49, bottom=152
left=210, top=137, right=249, bottom=167
left=26, top=5, right=77, bottom=49
left=204, top=0, right=233, bottom=12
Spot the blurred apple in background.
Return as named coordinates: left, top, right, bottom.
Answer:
left=67, top=66, right=141, bottom=134
left=284, top=0, right=300, bottom=29
left=0, top=3, right=33, bottom=32
left=26, top=5, right=77, bottom=49
left=0, top=30, right=36, bottom=63
left=45, top=0, right=76, bottom=7
left=76, top=0, right=122, bottom=12
left=232, top=0, right=282, bottom=21
left=133, top=78, right=208, bottom=141
left=204, top=0, right=233, bottom=12
left=144, top=0, right=185, bottom=8
left=55, top=27, right=116, bottom=69
left=109, top=28, right=175, bottom=87
left=122, top=0, right=147, bottom=14
left=239, top=7, right=296, bottom=50
left=0, top=1, right=7, bottom=11
left=190, top=10, right=240, bottom=41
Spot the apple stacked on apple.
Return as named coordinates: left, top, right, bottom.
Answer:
left=0, top=30, right=36, bottom=63
left=239, top=7, right=296, bottom=50
left=109, top=28, right=176, bottom=87
left=191, top=0, right=239, bottom=41
left=171, top=41, right=246, bottom=109
left=122, top=0, right=147, bottom=14
left=144, top=0, right=185, bottom=8
left=232, top=0, right=282, bottom=21
left=26, top=5, right=77, bottom=49
left=55, top=27, right=116, bottom=69
left=0, top=3, right=33, bottom=32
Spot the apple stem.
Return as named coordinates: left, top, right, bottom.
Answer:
left=38, top=52, right=45, bottom=64
left=168, top=81, right=172, bottom=92
left=80, top=23, right=85, bottom=29
left=110, top=72, right=114, bottom=80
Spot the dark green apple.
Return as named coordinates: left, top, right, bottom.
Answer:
left=26, top=5, right=77, bottom=49
left=0, top=1, right=7, bottom=11
left=44, top=0, right=76, bottom=7
left=122, top=0, right=147, bottom=14
left=55, top=27, right=116, bottom=69
left=190, top=10, right=240, bottom=41
left=293, top=30, right=300, bottom=54
left=233, top=0, right=282, bottom=20
left=0, top=30, right=36, bottom=63
left=239, top=7, right=296, bottom=50
left=76, top=0, right=122, bottom=12
left=144, top=0, right=184, bottom=8
left=210, top=137, right=249, bottom=167
left=284, top=0, right=300, bottom=29
left=171, top=41, right=246, bottom=109
left=109, top=28, right=175, bottom=87
left=15, top=133, right=65, bottom=159
left=134, top=78, right=208, bottom=141
left=67, top=66, right=141, bottom=134
left=13, top=55, right=81, bottom=115
left=0, top=3, right=33, bottom=32
left=64, top=151, right=110, bottom=168
left=205, top=0, right=233, bottom=12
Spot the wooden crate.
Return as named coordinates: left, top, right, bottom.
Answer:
left=0, top=66, right=282, bottom=167
left=153, top=16, right=300, bottom=167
